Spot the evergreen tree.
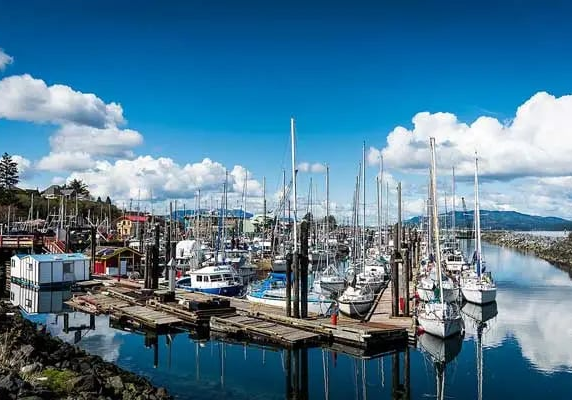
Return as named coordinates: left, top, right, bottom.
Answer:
left=0, top=152, right=19, bottom=189
left=105, top=196, right=112, bottom=205
left=96, top=196, right=102, bottom=203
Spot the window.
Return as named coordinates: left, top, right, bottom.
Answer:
left=210, top=274, right=223, bottom=282
left=11, top=260, right=15, bottom=269
left=25, top=299, right=32, bottom=308
left=63, top=262, right=72, bottom=274
left=27, top=263, right=33, bottom=271
left=223, top=274, right=233, bottom=280
left=196, top=276, right=203, bottom=282
left=10, top=292, right=14, bottom=301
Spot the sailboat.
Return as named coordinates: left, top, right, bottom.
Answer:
left=314, top=165, right=346, bottom=296
left=462, top=301, right=498, bottom=400
left=417, top=137, right=463, bottom=338
left=247, top=117, right=334, bottom=314
left=461, top=154, right=497, bottom=305
left=337, top=143, right=376, bottom=318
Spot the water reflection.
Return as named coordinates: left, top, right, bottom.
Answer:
left=10, top=238, right=572, bottom=399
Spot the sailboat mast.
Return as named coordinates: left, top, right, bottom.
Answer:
left=475, top=153, right=482, bottom=276
left=326, top=165, right=330, bottom=265
left=429, top=137, right=444, bottom=305
left=291, top=117, right=298, bottom=253
left=362, top=142, right=366, bottom=266
left=452, top=167, right=456, bottom=236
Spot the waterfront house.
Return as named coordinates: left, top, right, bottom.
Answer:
left=93, top=246, right=143, bottom=276
left=10, top=253, right=90, bottom=288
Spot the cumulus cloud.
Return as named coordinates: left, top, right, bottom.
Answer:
left=50, top=124, right=143, bottom=157
left=0, top=74, right=124, bottom=127
left=0, top=48, right=13, bottom=71
left=230, top=165, right=263, bottom=196
left=37, top=151, right=95, bottom=172
left=372, top=92, right=572, bottom=180
left=298, top=162, right=327, bottom=173
left=0, top=74, right=143, bottom=170
left=67, top=156, right=264, bottom=203
left=12, top=155, right=32, bottom=180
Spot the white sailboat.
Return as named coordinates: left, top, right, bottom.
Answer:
left=417, top=137, right=463, bottom=338
left=461, top=154, right=497, bottom=305
left=337, top=143, right=375, bottom=317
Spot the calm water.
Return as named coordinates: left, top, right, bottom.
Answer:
left=24, top=241, right=572, bottom=399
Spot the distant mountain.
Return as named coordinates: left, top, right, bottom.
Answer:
left=405, top=210, right=572, bottom=231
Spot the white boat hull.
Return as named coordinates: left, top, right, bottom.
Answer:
left=271, top=260, right=287, bottom=272
left=338, top=299, right=374, bottom=318
left=418, top=313, right=463, bottom=338
left=246, top=294, right=333, bottom=315
left=461, top=286, right=497, bottom=304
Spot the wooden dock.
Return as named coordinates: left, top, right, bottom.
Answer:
left=66, top=281, right=410, bottom=356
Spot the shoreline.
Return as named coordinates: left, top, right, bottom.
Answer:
left=482, top=231, right=572, bottom=275
left=0, top=302, right=172, bottom=400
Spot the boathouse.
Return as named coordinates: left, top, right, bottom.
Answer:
left=93, top=247, right=143, bottom=276
left=10, top=253, right=90, bottom=288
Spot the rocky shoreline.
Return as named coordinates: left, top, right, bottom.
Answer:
left=482, top=231, right=572, bottom=274
left=0, top=303, right=172, bottom=400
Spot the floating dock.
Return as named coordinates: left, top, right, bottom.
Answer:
left=65, top=280, right=411, bottom=356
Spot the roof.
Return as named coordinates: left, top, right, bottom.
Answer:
left=25, top=253, right=89, bottom=262
left=124, top=215, right=147, bottom=223
left=94, top=247, right=143, bottom=260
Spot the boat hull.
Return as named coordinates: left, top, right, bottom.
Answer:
left=180, top=285, right=242, bottom=297
left=246, top=294, right=333, bottom=315
left=271, top=260, right=287, bottom=272
left=418, top=313, right=463, bottom=338
left=338, top=299, right=374, bottom=318
left=461, top=286, right=497, bottom=304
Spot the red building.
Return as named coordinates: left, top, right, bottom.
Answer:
left=93, top=247, right=143, bottom=276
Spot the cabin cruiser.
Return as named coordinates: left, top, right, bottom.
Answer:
left=176, top=265, right=243, bottom=296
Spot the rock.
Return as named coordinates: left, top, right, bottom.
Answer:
left=20, top=362, right=43, bottom=374
left=156, top=387, right=169, bottom=398
left=106, top=375, right=124, bottom=392
left=0, top=373, right=20, bottom=393
left=69, top=374, right=100, bottom=393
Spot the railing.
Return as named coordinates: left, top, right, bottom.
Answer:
left=43, top=237, right=67, bottom=253
left=0, top=235, right=39, bottom=249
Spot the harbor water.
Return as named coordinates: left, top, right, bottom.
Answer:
left=23, top=241, right=572, bottom=399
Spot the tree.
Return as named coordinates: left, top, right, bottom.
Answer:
left=105, top=196, right=112, bottom=205
left=96, top=196, right=102, bottom=203
left=68, top=178, right=90, bottom=196
left=303, top=212, right=313, bottom=222
left=322, top=215, right=337, bottom=230
left=0, top=153, right=19, bottom=189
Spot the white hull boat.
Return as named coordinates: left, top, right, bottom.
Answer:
left=337, top=286, right=374, bottom=318
left=418, top=302, right=464, bottom=338
left=461, top=280, right=497, bottom=304
left=246, top=290, right=333, bottom=315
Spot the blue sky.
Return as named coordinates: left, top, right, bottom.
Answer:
left=2, top=1, right=572, bottom=219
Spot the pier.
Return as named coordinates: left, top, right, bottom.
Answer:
left=65, top=280, right=411, bottom=356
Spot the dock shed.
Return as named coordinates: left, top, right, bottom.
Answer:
left=10, top=253, right=90, bottom=288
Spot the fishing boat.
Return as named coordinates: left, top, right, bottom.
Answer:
left=246, top=273, right=334, bottom=315
left=417, top=138, right=463, bottom=338
left=461, top=154, right=497, bottom=305
left=176, top=264, right=243, bottom=296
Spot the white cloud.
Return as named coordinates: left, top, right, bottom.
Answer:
left=37, top=151, right=95, bottom=172
left=67, top=156, right=264, bottom=203
left=12, top=155, right=32, bottom=179
left=374, top=92, right=572, bottom=180
left=0, top=74, right=124, bottom=127
left=230, top=165, right=263, bottom=196
left=0, top=48, right=13, bottom=71
left=50, top=124, right=143, bottom=157
left=298, top=161, right=326, bottom=173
